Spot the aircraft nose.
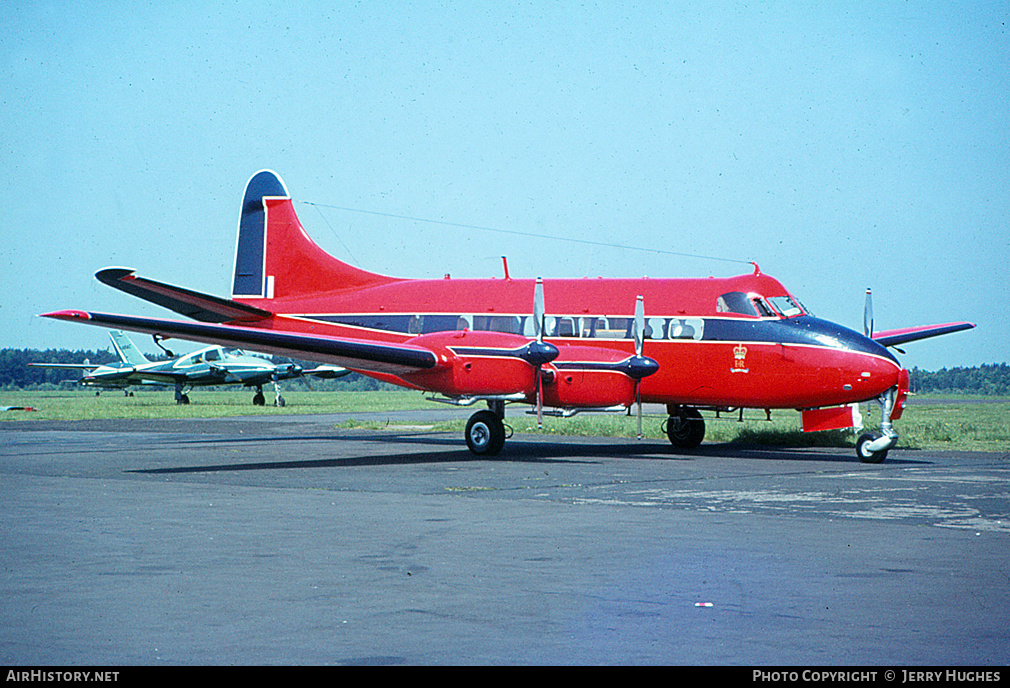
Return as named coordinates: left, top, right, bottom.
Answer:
left=780, top=316, right=902, bottom=402
left=786, top=316, right=900, bottom=365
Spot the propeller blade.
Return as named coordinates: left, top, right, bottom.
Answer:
left=532, top=277, right=547, bottom=428
left=864, top=288, right=874, bottom=338
left=536, top=367, right=544, bottom=430
left=634, top=295, right=645, bottom=439
left=534, top=277, right=545, bottom=342
left=633, top=295, right=645, bottom=357
left=636, top=381, right=643, bottom=440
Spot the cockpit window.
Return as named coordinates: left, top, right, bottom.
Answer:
left=717, top=291, right=775, bottom=317
left=752, top=297, right=775, bottom=318
left=767, top=295, right=806, bottom=318
left=719, top=291, right=806, bottom=318
left=717, top=291, right=756, bottom=316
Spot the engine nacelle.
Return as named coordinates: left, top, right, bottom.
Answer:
left=400, top=330, right=551, bottom=398
left=541, top=344, right=656, bottom=409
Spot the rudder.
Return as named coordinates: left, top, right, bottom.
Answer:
left=231, top=170, right=393, bottom=301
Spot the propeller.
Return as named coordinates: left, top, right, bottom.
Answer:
left=626, top=294, right=660, bottom=440
left=863, top=288, right=874, bottom=338
left=863, top=287, right=907, bottom=354
left=632, top=295, right=645, bottom=439
left=521, top=277, right=558, bottom=430
left=534, top=278, right=546, bottom=429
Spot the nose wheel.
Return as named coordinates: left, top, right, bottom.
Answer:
left=856, top=431, right=891, bottom=463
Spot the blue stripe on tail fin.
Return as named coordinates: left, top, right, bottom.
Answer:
left=232, top=170, right=288, bottom=298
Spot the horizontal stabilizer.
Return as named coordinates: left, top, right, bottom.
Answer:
left=28, top=362, right=101, bottom=371
left=40, top=310, right=438, bottom=377
left=872, top=322, right=975, bottom=348
left=97, top=268, right=272, bottom=324
left=303, top=365, right=352, bottom=379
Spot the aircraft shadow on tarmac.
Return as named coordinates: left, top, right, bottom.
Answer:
left=127, top=430, right=931, bottom=475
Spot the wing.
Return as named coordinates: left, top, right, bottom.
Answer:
left=872, top=322, right=975, bottom=348
left=40, top=310, right=438, bottom=377
left=96, top=268, right=272, bottom=323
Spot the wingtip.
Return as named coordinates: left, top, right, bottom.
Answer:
left=40, top=310, right=92, bottom=322
left=95, top=267, right=137, bottom=284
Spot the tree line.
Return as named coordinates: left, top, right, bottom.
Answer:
left=908, top=363, right=1010, bottom=396
left=0, top=347, right=392, bottom=391
left=3, top=347, right=1008, bottom=395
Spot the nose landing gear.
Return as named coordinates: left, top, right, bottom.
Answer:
left=856, top=387, right=899, bottom=463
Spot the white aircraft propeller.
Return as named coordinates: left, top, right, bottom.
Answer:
left=864, top=288, right=874, bottom=338
left=632, top=295, right=645, bottom=440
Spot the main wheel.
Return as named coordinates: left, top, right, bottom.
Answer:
left=856, top=431, right=888, bottom=464
left=253, top=391, right=266, bottom=406
left=666, top=408, right=705, bottom=449
left=465, top=410, right=506, bottom=456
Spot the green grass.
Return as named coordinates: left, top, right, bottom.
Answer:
left=3, top=390, right=1008, bottom=452
left=0, top=389, right=431, bottom=421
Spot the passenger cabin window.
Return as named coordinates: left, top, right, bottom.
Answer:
left=472, top=315, right=522, bottom=334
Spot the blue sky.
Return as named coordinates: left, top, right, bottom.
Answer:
left=3, top=1, right=1006, bottom=370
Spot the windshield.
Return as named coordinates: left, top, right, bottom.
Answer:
left=767, top=295, right=806, bottom=318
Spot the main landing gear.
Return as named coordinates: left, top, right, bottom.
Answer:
left=465, top=400, right=508, bottom=456
left=252, top=382, right=286, bottom=407
left=664, top=406, right=706, bottom=449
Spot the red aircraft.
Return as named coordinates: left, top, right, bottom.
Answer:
left=42, top=170, right=975, bottom=462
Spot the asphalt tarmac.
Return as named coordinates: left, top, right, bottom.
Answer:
left=1, top=411, right=1008, bottom=666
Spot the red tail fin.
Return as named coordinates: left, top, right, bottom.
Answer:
left=232, top=170, right=393, bottom=300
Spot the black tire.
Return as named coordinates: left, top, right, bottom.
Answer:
left=253, top=392, right=265, bottom=406
left=666, top=408, right=705, bottom=449
left=465, top=410, right=506, bottom=456
left=856, top=431, right=888, bottom=464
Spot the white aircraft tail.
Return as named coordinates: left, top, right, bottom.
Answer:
left=109, top=330, right=150, bottom=365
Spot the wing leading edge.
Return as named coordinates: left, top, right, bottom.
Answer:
left=40, top=310, right=439, bottom=377
left=872, top=322, right=976, bottom=348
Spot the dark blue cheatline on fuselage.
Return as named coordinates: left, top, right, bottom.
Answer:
left=703, top=316, right=900, bottom=363
left=301, top=313, right=897, bottom=363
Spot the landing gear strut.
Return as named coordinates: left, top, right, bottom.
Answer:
left=856, top=387, right=899, bottom=463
